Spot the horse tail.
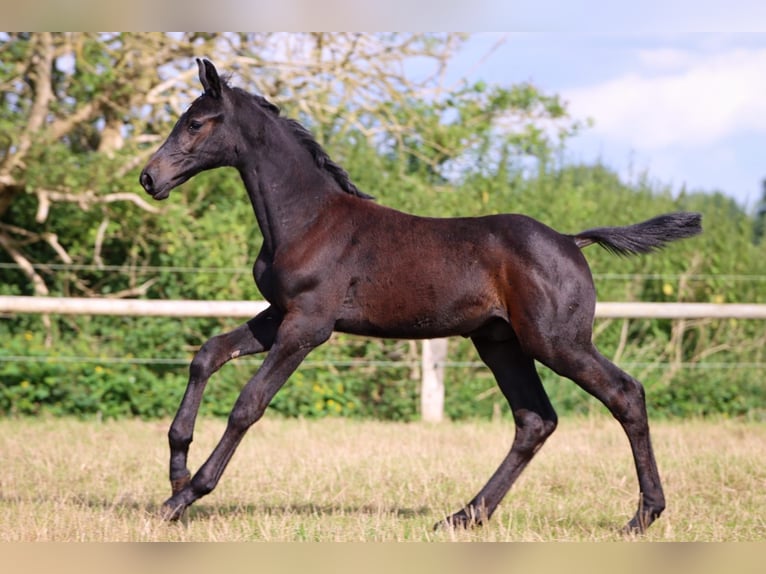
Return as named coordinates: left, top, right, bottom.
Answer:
left=573, top=212, right=702, bottom=257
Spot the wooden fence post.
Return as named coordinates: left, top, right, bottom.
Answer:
left=421, top=338, right=448, bottom=422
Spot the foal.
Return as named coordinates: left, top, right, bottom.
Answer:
left=140, top=59, right=702, bottom=532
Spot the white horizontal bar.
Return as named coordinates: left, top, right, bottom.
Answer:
left=1, top=296, right=766, bottom=319
left=0, top=296, right=269, bottom=318
left=595, top=302, right=766, bottom=319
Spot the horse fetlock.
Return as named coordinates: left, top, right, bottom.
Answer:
left=170, top=472, right=191, bottom=496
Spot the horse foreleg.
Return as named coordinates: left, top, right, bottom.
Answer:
left=439, top=337, right=558, bottom=529
left=166, top=306, right=282, bottom=498
left=161, top=310, right=332, bottom=521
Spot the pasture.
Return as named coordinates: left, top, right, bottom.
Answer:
left=0, top=415, right=763, bottom=541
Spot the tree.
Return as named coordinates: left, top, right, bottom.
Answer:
left=753, top=178, right=766, bottom=244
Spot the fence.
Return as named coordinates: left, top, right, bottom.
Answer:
left=4, top=296, right=766, bottom=319
left=3, top=296, right=766, bottom=421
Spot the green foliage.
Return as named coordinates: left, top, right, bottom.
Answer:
left=0, top=328, right=183, bottom=419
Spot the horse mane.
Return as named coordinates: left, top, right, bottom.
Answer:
left=232, top=86, right=373, bottom=200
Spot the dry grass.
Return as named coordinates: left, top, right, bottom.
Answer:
left=0, top=415, right=764, bottom=541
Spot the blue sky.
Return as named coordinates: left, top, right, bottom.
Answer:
left=444, top=32, right=766, bottom=210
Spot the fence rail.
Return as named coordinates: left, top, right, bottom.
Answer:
left=2, top=296, right=766, bottom=319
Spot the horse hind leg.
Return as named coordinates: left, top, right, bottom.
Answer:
left=439, top=335, right=558, bottom=529
left=539, top=344, right=666, bottom=533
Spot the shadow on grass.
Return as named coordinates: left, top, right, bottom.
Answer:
left=1, top=492, right=431, bottom=522
left=182, top=501, right=432, bottom=521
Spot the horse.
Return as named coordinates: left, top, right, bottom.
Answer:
left=139, top=58, right=701, bottom=532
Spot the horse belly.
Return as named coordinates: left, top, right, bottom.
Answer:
left=330, top=211, right=512, bottom=338
left=334, top=269, right=506, bottom=339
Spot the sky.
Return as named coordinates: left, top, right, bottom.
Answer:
left=445, top=32, right=766, bottom=210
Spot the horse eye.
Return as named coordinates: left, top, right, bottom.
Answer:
left=188, top=120, right=203, bottom=132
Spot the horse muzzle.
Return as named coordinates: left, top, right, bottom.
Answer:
left=139, top=168, right=171, bottom=200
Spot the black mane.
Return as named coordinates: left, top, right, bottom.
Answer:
left=234, top=86, right=373, bottom=200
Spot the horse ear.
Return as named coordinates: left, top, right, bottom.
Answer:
left=196, top=58, right=222, bottom=99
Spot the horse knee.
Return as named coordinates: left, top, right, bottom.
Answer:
left=190, top=472, right=216, bottom=497
left=598, top=374, right=650, bottom=430
left=515, top=409, right=557, bottom=454
left=622, top=376, right=646, bottom=407
left=543, top=413, right=558, bottom=438
left=168, top=423, right=192, bottom=451
left=189, top=338, right=225, bottom=380
left=227, top=394, right=267, bottom=434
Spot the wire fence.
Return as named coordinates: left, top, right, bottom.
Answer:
left=2, top=263, right=766, bottom=376
left=4, top=293, right=764, bottom=421
left=4, top=261, right=766, bottom=283
left=2, top=353, right=764, bottom=371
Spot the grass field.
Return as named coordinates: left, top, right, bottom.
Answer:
left=1, top=415, right=764, bottom=541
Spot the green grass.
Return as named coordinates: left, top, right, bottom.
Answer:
left=0, top=416, right=764, bottom=541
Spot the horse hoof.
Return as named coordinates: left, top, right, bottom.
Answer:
left=159, top=500, right=186, bottom=522
left=622, top=508, right=660, bottom=535
left=621, top=517, right=648, bottom=536
left=434, top=510, right=481, bottom=531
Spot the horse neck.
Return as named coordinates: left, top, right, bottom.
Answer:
left=237, top=123, right=335, bottom=256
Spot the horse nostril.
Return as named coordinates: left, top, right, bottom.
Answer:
left=140, top=171, right=154, bottom=193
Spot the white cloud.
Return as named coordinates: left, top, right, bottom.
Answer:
left=635, top=48, right=697, bottom=72
left=564, top=48, right=766, bottom=150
